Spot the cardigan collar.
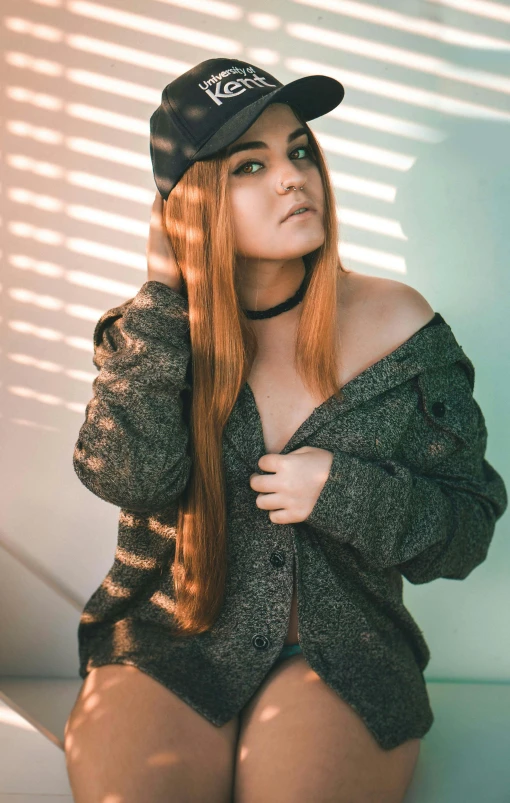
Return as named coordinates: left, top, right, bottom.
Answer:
left=223, top=313, right=474, bottom=471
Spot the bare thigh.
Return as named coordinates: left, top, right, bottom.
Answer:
left=233, top=655, right=421, bottom=803
left=64, top=663, right=240, bottom=803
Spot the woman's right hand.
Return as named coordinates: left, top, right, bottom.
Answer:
left=146, top=191, right=183, bottom=292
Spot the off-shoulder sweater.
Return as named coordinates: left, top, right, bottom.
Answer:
left=73, top=280, right=508, bottom=751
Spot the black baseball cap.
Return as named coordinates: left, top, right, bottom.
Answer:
left=149, top=57, right=345, bottom=200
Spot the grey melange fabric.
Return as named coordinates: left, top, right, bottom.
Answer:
left=73, top=280, right=508, bottom=751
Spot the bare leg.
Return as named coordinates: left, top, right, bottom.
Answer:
left=64, top=663, right=239, bottom=803
left=234, top=655, right=420, bottom=803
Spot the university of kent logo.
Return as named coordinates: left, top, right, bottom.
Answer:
left=199, top=66, right=278, bottom=107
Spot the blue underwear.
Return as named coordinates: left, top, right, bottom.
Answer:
left=273, top=643, right=303, bottom=667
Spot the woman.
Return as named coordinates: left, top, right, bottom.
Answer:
left=65, top=58, right=507, bottom=802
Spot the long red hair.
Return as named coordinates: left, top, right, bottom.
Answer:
left=163, top=105, right=350, bottom=636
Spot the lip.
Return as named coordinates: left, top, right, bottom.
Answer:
left=282, top=202, right=316, bottom=222
left=283, top=208, right=316, bottom=222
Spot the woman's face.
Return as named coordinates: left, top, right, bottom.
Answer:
left=226, top=103, right=325, bottom=264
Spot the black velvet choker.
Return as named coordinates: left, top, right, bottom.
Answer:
left=242, top=267, right=310, bottom=320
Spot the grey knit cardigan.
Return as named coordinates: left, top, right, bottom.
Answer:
left=73, top=280, right=508, bottom=751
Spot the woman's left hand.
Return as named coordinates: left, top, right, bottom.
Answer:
left=249, top=446, right=334, bottom=525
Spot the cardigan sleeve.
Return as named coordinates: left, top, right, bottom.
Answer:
left=304, top=361, right=508, bottom=584
left=72, top=280, right=192, bottom=513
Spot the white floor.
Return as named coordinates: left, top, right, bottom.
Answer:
left=0, top=681, right=78, bottom=801
left=1, top=678, right=509, bottom=802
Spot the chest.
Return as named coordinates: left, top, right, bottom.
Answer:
left=246, top=302, right=393, bottom=455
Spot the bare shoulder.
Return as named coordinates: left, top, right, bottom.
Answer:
left=343, top=271, right=435, bottom=338
left=335, top=271, right=436, bottom=382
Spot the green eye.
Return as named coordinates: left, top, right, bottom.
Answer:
left=233, top=145, right=313, bottom=176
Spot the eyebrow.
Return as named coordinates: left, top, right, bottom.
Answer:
left=226, top=126, right=309, bottom=157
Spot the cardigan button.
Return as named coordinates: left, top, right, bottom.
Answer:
left=432, top=401, right=445, bottom=417
left=270, top=550, right=285, bottom=568
left=252, top=634, right=269, bottom=650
